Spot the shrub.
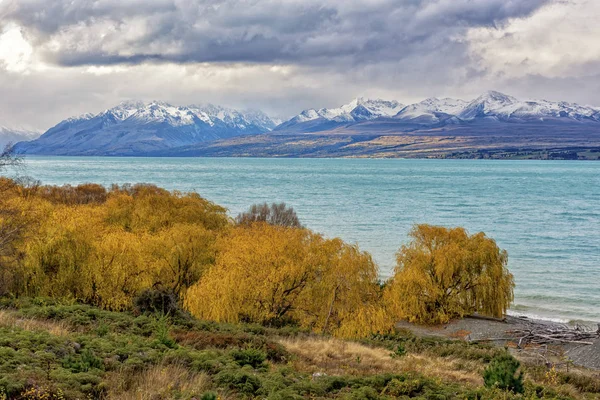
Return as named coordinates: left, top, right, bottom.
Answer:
left=153, top=315, right=177, bottom=349
left=62, top=348, right=103, bottom=373
left=483, top=353, right=524, bottom=394
left=200, top=392, right=218, bottom=400
left=391, top=343, right=406, bottom=358
left=134, top=287, right=180, bottom=316
left=216, top=369, right=262, bottom=395
left=236, top=202, right=303, bottom=228
left=231, top=348, right=267, bottom=369
left=385, top=378, right=425, bottom=397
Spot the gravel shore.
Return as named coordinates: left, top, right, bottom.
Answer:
left=396, top=315, right=600, bottom=370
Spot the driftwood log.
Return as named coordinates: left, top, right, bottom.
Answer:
left=507, top=318, right=600, bottom=347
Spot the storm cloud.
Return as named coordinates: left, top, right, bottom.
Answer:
left=1, top=0, right=550, bottom=66
left=0, top=0, right=599, bottom=131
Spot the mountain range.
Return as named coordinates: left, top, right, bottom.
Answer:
left=14, top=101, right=279, bottom=156
left=12, top=91, right=600, bottom=158
left=275, top=91, right=600, bottom=133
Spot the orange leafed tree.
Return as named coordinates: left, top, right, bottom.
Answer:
left=185, top=223, right=318, bottom=325
left=185, top=223, right=392, bottom=338
left=384, top=224, right=514, bottom=324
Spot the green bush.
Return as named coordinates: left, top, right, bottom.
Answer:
left=216, top=368, right=262, bottom=395
left=231, top=348, right=267, bottom=369
left=200, top=391, right=218, bottom=400
left=153, top=315, right=177, bottom=349
left=134, top=287, right=180, bottom=316
left=385, top=378, right=425, bottom=396
left=483, top=353, right=524, bottom=394
left=62, top=348, right=103, bottom=373
left=391, top=343, right=406, bottom=358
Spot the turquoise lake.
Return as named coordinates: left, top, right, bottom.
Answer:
left=16, top=157, right=600, bottom=324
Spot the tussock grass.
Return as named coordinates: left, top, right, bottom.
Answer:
left=0, top=309, right=71, bottom=336
left=105, top=364, right=211, bottom=400
left=279, top=336, right=483, bottom=386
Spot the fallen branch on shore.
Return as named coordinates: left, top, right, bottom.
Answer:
left=507, top=320, right=599, bottom=347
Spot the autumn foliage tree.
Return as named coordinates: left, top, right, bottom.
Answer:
left=0, top=173, right=518, bottom=339
left=185, top=223, right=392, bottom=338
left=6, top=182, right=229, bottom=310
left=0, top=146, right=35, bottom=296
left=384, top=225, right=514, bottom=324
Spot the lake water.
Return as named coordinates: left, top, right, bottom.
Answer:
left=15, top=157, right=600, bottom=324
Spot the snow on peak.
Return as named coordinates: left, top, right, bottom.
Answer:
left=287, top=98, right=404, bottom=125
left=459, top=91, right=519, bottom=120
left=395, top=97, right=468, bottom=122
left=56, top=101, right=279, bottom=131
left=478, top=90, right=518, bottom=104
left=458, top=91, right=600, bottom=122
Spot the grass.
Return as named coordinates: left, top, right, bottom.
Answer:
left=280, top=336, right=483, bottom=385
left=0, top=297, right=599, bottom=399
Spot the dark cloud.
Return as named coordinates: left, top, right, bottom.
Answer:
left=1, top=0, right=551, bottom=67
left=4, top=0, right=598, bottom=133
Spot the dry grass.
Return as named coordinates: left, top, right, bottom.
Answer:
left=105, top=364, right=212, bottom=400
left=279, top=337, right=483, bottom=386
left=0, top=309, right=71, bottom=336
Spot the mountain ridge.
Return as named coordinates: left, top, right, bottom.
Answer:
left=15, top=101, right=279, bottom=156
left=12, top=91, right=600, bottom=157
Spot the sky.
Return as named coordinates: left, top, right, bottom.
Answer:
left=0, top=0, right=599, bottom=131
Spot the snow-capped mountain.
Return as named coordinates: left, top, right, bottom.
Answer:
left=395, top=98, right=468, bottom=124
left=11, top=91, right=600, bottom=157
left=0, top=126, right=40, bottom=149
left=458, top=91, right=600, bottom=123
left=276, top=98, right=404, bottom=132
left=15, top=101, right=278, bottom=156
left=275, top=91, right=600, bottom=133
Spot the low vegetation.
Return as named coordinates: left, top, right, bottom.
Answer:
left=0, top=299, right=598, bottom=399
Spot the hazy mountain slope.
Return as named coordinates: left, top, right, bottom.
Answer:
left=0, top=126, right=40, bottom=149
left=14, top=101, right=278, bottom=156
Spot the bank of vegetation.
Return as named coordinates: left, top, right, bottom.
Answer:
left=1, top=149, right=599, bottom=399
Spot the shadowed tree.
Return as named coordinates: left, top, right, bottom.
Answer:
left=384, top=224, right=515, bottom=324
left=236, top=202, right=302, bottom=228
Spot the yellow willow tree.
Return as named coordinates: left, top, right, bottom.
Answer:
left=295, top=238, right=393, bottom=338
left=185, top=223, right=315, bottom=325
left=105, top=184, right=230, bottom=233
left=147, top=223, right=218, bottom=298
left=0, top=179, right=47, bottom=297
left=384, top=224, right=514, bottom=325
left=89, top=230, right=151, bottom=310
left=23, top=203, right=101, bottom=300
left=185, top=223, right=393, bottom=338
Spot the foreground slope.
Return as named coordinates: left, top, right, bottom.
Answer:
left=1, top=299, right=599, bottom=399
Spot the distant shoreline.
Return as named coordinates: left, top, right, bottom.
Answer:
left=17, top=151, right=600, bottom=160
